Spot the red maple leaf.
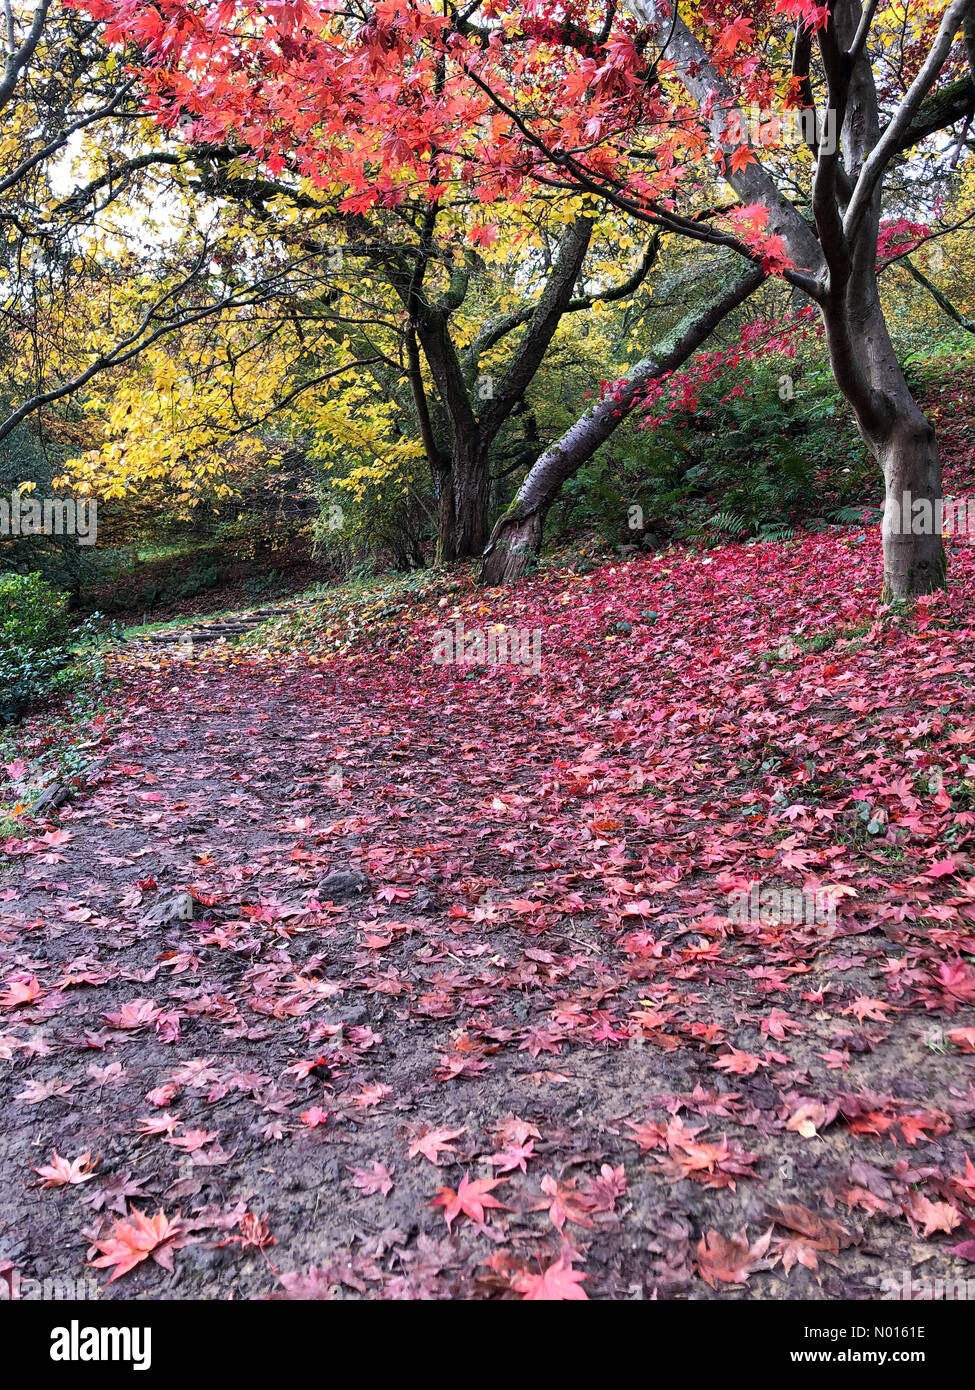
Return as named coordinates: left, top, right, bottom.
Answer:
left=87, top=1207, right=183, bottom=1283
left=431, top=1171, right=509, bottom=1229
left=532, top=1174, right=595, bottom=1231
left=901, top=1191, right=963, bottom=1239
left=32, top=1149, right=98, bottom=1188
left=349, top=1162, right=394, bottom=1196
left=407, top=1125, right=466, bottom=1165
left=696, top=1226, right=773, bottom=1288
left=514, top=1251, right=589, bottom=1301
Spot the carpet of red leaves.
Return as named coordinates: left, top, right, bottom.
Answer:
left=2, top=387, right=975, bottom=1300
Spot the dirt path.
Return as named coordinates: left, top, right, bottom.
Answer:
left=3, top=565, right=975, bottom=1298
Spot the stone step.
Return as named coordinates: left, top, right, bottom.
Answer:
left=130, top=596, right=323, bottom=647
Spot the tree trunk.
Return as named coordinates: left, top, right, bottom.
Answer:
left=418, top=218, right=595, bottom=564
left=480, top=376, right=648, bottom=586
left=819, top=260, right=946, bottom=599
left=879, top=406, right=946, bottom=599
left=621, top=0, right=963, bottom=599
left=434, top=447, right=491, bottom=562
left=481, top=510, right=545, bottom=586
left=480, top=264, right=765, bottom=585
left=451, top=442, right=490, bottom=557
left=435, top=464, right=456, bottom=565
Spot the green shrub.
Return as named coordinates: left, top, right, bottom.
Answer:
left=553, top=359, right=875, bottom=550
left=174, top=560, right=223, bottom=599
left=0, top=416, right=100, bottom=598
left=0, top=573, right=73, bottom=723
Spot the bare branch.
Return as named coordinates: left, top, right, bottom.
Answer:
left=845, top=0, right=972, bottom=241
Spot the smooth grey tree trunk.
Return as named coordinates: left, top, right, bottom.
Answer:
left=480, top=265, right=765, bottom=585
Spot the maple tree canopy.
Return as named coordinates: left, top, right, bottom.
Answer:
left=74, top=0, right=962, bottom=275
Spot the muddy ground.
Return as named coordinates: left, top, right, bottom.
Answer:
left=1, top=639, right=974, bottom=1300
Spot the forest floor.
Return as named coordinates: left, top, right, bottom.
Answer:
left=2, top=382, right=975, bottom=1301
